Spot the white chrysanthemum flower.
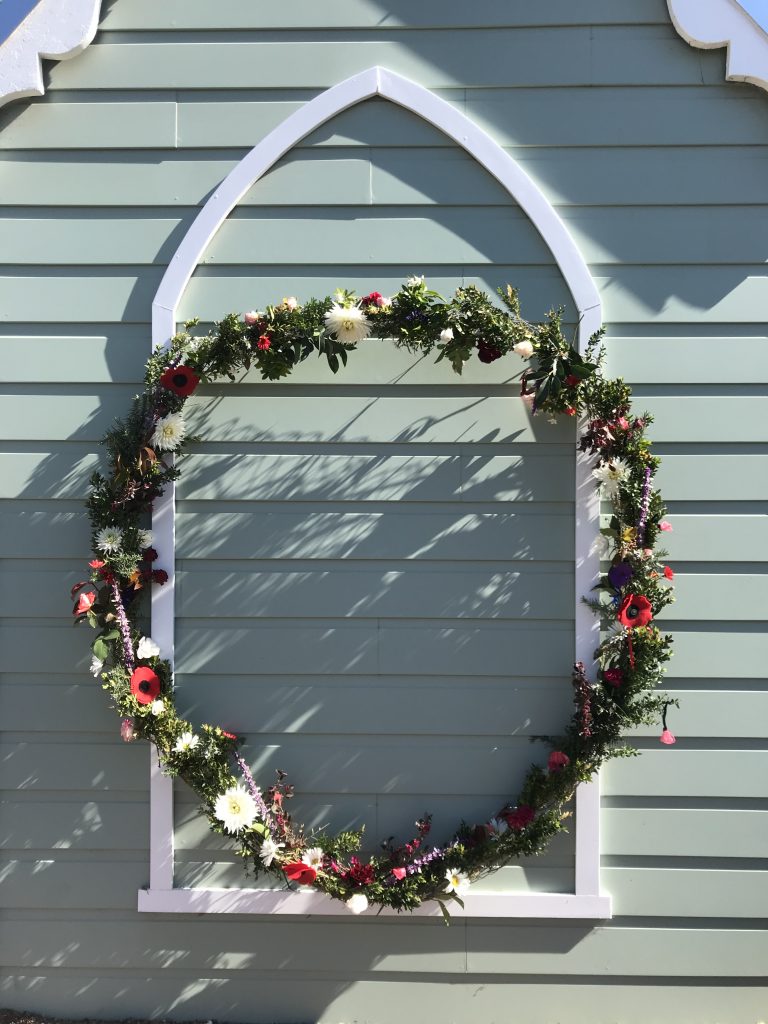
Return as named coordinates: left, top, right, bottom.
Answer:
left=487, top=817, right=509, bottom=837
left=259, top=835, right=285, bottom=867
left=95, top=526, right=123, bottom=554
left=90, top=654, right=104, bottom=677
left=150, top=699, right=165, bottom=717
left=440, top=328, right=454, bottom=343
left=136, top=636, right=161, bottom=661
left=174, top=730, right=199, bottom=754
left=406, top=275, right=425, bottom=287
left=151, top=412, right=186, bottom=451
left=137, top=529, right=153, bottom=549
left=303, top=847, right=325, bottom=871
left=444, top=867, right=470, bottom=896
left=346, top=893, right=369, bottom=914
left=592, top=458, right=630, bottom=497
left=324, top=303, right=371, bottom=346
left=513, top=340, right=534, bottom=359
left=214, top=784, right=258, bottom=834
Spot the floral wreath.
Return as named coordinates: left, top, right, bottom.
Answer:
left=74, top=278, right=676, bottom=917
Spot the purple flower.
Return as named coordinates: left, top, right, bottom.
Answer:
left=608, top=561, right=633, bottom=590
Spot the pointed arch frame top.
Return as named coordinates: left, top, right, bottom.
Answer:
left=143, top=66, right=609, bottom=920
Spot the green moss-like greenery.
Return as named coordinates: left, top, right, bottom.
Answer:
left=74, top=279, right=675, bottom=914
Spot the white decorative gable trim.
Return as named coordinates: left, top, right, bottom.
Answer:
left=0, top=0, right=102, bottom=109
left=668, top=0, right=768, bottom=93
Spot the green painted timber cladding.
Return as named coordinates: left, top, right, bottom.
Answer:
left=0, top=1, right=766, bottom=1022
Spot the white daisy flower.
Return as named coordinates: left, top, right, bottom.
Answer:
left=214, top=784, right=258, bottom=834
left=513, top=340, right=534, bottom=359
left=151, top=412, right=186, bottom=451
left=406, top=275, right=425, bottom=287
left=444, top=867, right=470, bottom=896
left=137, top=529, right=153, bottom=549
left=150, top=699, right=165, bottom=717
left=95, top=526, right=123, bottom=554
left=136, top=636, right=161, bottom=661
left=259, top=835, right=285, bottom=867
left=90, top=654, right=104, bottom=677
left=303, top=847, right=325, bottom=871
left=346, top=893, right=369, bottom=914
left=174, top=730, right=199, bottom=754
left=324, top=303, right=371, bottom=346
left=592, top=458, right=630, bottom=497
left=440, top=328, right=454, bottom=343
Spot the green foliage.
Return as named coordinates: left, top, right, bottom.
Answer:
left=78, top=277, right=676, bottom=914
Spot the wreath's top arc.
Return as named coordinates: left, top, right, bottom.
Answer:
left=151, top=66, right=602, bottom=351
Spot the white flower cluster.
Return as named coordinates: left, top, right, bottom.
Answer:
left=324, top=303, right=371, bottom=346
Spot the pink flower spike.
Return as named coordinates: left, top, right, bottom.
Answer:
left=391, top=867, right=407, bottom=880
left=660, top=729, right=676, bottom=745
left=659, top=520, right=673, bottom=532
left=547, top=751, right=570, bottom=772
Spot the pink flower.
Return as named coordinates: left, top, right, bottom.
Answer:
left=74, top=591, right=96, bottom=615
left=659, top=521, right=673, bottom=532
left=391, top=867, right=407, bottom=880
left=547, top=751, right=570, bottom=772
left=617, top=417, right=630, bottom=430
left=663, top=566, right=674, bottom=581
left=120, top=717, right=138, bottom=743
left=243, top=310, right=260, bottom=325
left=660, top=729, right=676, bottom=745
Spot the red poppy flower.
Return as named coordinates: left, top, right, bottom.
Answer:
left=130, top=666, right=161, bottom=704
left=617, top=593, right=653, bottom=629
left=603, top=668, right=623, bottom=687
left=503, top=804, right=535, bottom=831
left=152, top=569, right=169, bottom=585
left=159, top=365, right=200, bottom=397
left=547, top=751, right=570, bottom=772
left=283, top=862, right=317, bottom=885
left=74, top=591, right=96, bottom=615
left=663, top=566, right=674, bottom=581
left=257, top=334, right=271, bottom=351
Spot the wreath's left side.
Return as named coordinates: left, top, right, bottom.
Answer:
left=72, top=278, right=675, bottom=915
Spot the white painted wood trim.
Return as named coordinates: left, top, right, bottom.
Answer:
left=148, top=66, right=607, bottom=919
left=668, top=0, right=768, bottom=93
left=0, top=0, right=102, bottom=109
left=139, top=888, right=611, bottom=920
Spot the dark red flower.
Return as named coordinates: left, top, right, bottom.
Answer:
left=152, top=569, right=169, bottom=585
left=283, top=862, right=317, bottom=885
left=617, top=593, right=653, bottom=629
left=130, top=666, right=161, bottom=704
left=346, top=857, right=375, bottom=885
left=603, top=668, right=623, bottom=687
left=663, top=565, right=674, bottom=581
left=565, top=374, right=579, bottom=388
left=565, top=406, right=576, bottom=416
left=257, top=334, right=271, bottom=351
left=74, top=591, right=96, bottom=615
left=503, top=805, right=535, bottom=831
left=361, top=291, right=384, bottom=307
left=477, top=340, right=503, bottom=364
left=143, top=547, right=158, bottom=563
left=547, top=751, right=570, bottom=772
left=159, top=365, right=200, bottom=397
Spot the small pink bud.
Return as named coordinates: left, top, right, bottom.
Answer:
left=120, top=717, right=139, bottom=743
left=660, top=729, right=676, bottom=745
left=659, top=520, right=673, bottom=532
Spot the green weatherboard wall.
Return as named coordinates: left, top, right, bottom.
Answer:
left=1, top=0, right=767, bottom=1020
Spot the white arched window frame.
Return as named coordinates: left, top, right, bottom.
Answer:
left=140, top=66, right=609, bottom=919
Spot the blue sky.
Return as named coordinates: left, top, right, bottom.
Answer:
left=0, top=0, right=42, bottom=44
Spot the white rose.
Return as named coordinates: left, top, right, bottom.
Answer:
left=406, top=275, right=425, bottom=288
left=150, top=699, right=165, bottom=716
left=136, top=636, right=161, bottom=661
left=513, top=340, right=534, bottom=359
left=440, top=328, right=454, bottom=343
left=346, top=893, right=369, bottom=914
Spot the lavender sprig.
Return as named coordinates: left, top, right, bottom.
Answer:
left=235, top=753, right=271, bottom=825
left=636, top=466, right=652, bottom=543
left=110, top=580, right=135, bottom=673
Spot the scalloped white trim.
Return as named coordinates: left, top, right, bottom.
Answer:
left=668, top=0, right=768, bottom=92
left=0, top=0, right=102, bottom=109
